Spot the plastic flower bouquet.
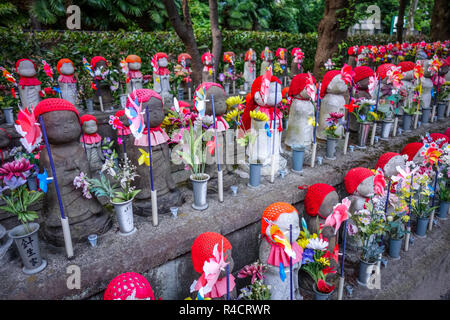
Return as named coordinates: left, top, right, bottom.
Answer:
left=237, top=261, right=271, bottom=300
left=351, top=99, right=380, bottom=123
left=0, top=158, right=43, bottom=233
left=323, top=112, right=344, bottom=138
left=347, top=197, right=386, bottom=263
left=298, top=217, right=338, bottom=293
left=75, top=157, right=140, bottom=204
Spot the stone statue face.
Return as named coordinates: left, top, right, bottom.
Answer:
left=294, top=87, right=310, bottom=100
left=254, top=82, right=282, bottom=106
left=94, top=60, right=108, bottom=72
left=60, top=62, right=74, bottom=75
left=204, top=86, right=227, bottom=116
left=143, top=97, right=165, bottom=128
left=357, top=77, right=370, bottom=89
left=128, top=62, right=141, bottom=71
left=440, top=64, right=449, bottom=75
left=42, top=111, right=81, bottom=145
left=403, top=70, right=414, bottom=81
left=17, top=60, right=36, bottom=77
left=384, top=155, right=406, bottom=178
left=327, top=75, right=348, bottom=94
left=319, top=191, right=339, bottom=218
left=0, top=131, right=10, bottom=149
left=158, top=58, right=168, bottom=68
left=249, top=52, right=256, bottom=62
left=422, top=60, right=432, bottom=78
left=356, top=176, right=375, bottom=197
left=274, top=211, right=300, bottom=242
left=413, top=149, right=425, bottom=164
left=82, top=120, right=98, bottom=135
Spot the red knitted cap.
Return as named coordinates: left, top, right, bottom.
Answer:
left=353, top=66, right=375, bottom=83
left=178, top=53, right=192, bottom=64
left=191, top=232, right=232, bottom=274
left=344, top=167, right=375, bottom=194
left=400, top=142, right=424, bottom=161
left=397, top=61, right=415, bottom=73
left=244, top=49, right=256, bottom=62
left=115, top=110, right=125, bottom=117
left=445, top=127, right=450, bottom=139
left=126, top=89, right=162, bottom=108
left=376, top=63, right=395, bottom=80
left=16, top=58, right=37, bottom=72
left=291, top=48, right=301, bottom=57
left=104, top=272, right=155, bottom=300
left=261, top=202, right=298, bottom=236
left=429, top=133, right=449, bottom=147
left=90, top=56, right=108, bottom=69
left=302, top=184, right=336, bottom=218
left=201, top=52, right=214, bottom=64
left=241, top=75, right=282, bottom=130
left=56, top=58, right=74, bottom=75
left=320, top=70, right=341, bottom=99
left=289, top=73, right=316, bottom=97
left=80, top=114, right=98, bottom=125
left=154, top=52, right=168, bottom=61
left=33, top=98, right=79, bottom=119
left=375, top=152, right=401, bottom=171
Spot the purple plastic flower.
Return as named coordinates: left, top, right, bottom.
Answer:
left=0, top=158, right=33, bottom=181
left=302, top=248, right=315, bottom=264
left=347, top=223, right=358, bottom=236
left=218, top=73, right=225, bottom=82
left=3, top=176, right=27, bottom=190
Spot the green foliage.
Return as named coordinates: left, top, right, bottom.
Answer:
left=86, top=174, right=117, bottom=199
left=0, top=185, right=43, bottom=229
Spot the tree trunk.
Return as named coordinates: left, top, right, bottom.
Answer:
left=209, top=0, right=222, bottom=76
left=396, top=0, right=409, bottom=44
left=313, top=0, right=349, bottom=78
left=430, top=0, right=450, bottom=41
left=406, top=0, right=418, bottom=38
left=161, top=0, right=203, bottom=87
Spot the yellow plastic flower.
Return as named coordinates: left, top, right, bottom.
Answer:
left=161, top=116, right=171, bottom=128
left=297, top=238, right=309, bottom=249
left=317, top=257, right=330, bottom=267
left=226, top=95, right=245, bottom=108
left=308, top=116, right=316, bottom=127
left=369, top=112, right=378, bottom=120
left=138, top=148, right=151, bottom=166
left=401, top=215, right=410, bottom=223
left=250, top=110, right=269, bottom=122
left=225, top=109, right=239, bottom=122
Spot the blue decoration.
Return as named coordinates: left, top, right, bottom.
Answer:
left=279, top=262, right=286, bottom=282
left=265, top=122, right=272, bottom=137
left=37, top=168, right=52, bottom=193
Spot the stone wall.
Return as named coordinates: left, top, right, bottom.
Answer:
left=0, top=118, right=448, bottom=300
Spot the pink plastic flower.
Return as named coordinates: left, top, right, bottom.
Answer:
left=0, top=158, right=33, bottom=181
left=374, top=168, right=386, bottom=196
left=317, top=279, right=335, bottom=293
left=237, top=263, right=265, bottom=284
left=324, top=198, right=350, bottom=234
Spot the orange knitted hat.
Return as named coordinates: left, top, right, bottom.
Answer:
left=344, top=167, right=375, bottom=194
left=300, top=184, right=337, bottom=218
left=56, top=58, right=74, bottom=75
left=126, top=55, right=141, bottom=63
left=191, top=232, right=232, bottom=274
left=400, top=142, right=424, bottom=161
left=261, top=202, right=298, bottom=236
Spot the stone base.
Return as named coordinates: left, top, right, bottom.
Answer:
left=134, top=188, right=186, bottom=216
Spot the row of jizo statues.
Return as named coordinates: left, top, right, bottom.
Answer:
left=3, top=53, right=449, bottom=248
left=14, top=48, right=304, bottom=112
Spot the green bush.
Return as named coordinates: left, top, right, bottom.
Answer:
left=0, top=27, right=429, bottom=84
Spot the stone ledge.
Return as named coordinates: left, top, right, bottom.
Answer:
left=0, top=119, right=448, bottom=300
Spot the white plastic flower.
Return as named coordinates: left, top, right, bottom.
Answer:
left=306, top=237, right=329, bottom=250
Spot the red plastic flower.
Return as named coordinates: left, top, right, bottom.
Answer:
left=91, top=82, right=97, bottom=90
left=317, top=279, right=335, bottom=293
left=345, top=99, right=358, bottom=113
